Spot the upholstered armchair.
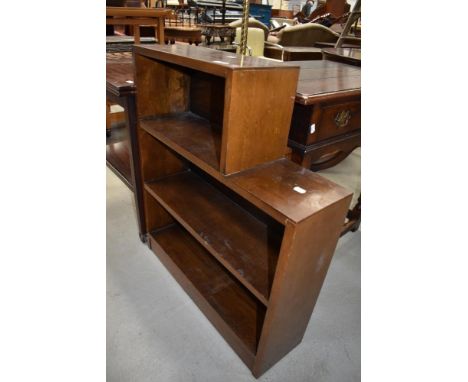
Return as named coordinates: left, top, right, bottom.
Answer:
left=267, top=22, right=339, bottom=47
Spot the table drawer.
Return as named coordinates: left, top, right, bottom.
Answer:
left=289, top=97, right=361, bottom=145
left=310, top=100, right=360, bottom=144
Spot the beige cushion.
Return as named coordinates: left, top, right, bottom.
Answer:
left=318, top=148, right=361, bottom=209
left=274, top=22, right=339, bottom=47
left=267, top=35, right=280, bottom=44
left=234, top=27, right=265, bottom=57
left=229, top=18, right=270, bottom=40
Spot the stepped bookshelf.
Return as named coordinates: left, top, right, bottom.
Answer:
left=132, top=44, right=352, bottom=378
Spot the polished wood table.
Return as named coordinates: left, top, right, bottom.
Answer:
left=284, top=60, right=361, bottom=171
left=322, top=48, right=361, bottom=66
left=164, top=26, right=202, bottom=45
left=106, top=7, right=173, bottom=44
left=264, top=46, right=323, bottom=61
left=106, top=53, right=137, bottom=189
left=284, top=59, right=361, bottom=234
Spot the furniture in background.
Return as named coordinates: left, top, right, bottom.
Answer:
left=233, top=27, right=266, bottom=56
left=308, top=0, right=349, bottom=20
left=106, top=7, right=173, bottom=44
left=249, top=3, right=273, bottom=27
left=271, top=9, right=294, bottom=19
left=285, top=59, right=361, bottom=233
left=200, top=23, right=236, bottom=44
left=164, top=26, right=202, bottom=44
left=286, top=60, right=360, bottom=171
left=190, top=0, right=244, bottom=24
left=264, top=45, right=323, bottom=61
left=131, top=44, right=352, bottom=378
left=228, top=17, right=270, bottom=40
left=334, top=0, right=360, bottom=48
left=322, top=47, right=361, bottom=66
left=267, top=22, right=339, bottom=46
left=106, top=53, right=138, bottom=191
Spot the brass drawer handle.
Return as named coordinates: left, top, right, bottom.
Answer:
left=334, top=110, right=352, bottom=128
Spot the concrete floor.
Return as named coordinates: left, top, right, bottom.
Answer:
left=107, top=167, right=361, bottom=382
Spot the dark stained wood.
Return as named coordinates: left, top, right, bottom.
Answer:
left=145, top=170, right=282, bottom=305
left=283, top=59, right=361, bottom=237
left=131, top=45, right=354, bottom=378
left=134, top=44, right=300, bottom=175
left=106, top=7, right=173, bottom=44
left=164, top=26, right=202, bottom=45
left=264, top=46, right=323, bottom=61
left=106, top=63, right=135, bottom=96
left=140, top=113, right=222, bottom=171
left=322, top=47, right=361, bottom=67
left=253, top=195, right=351, bottom=377
left=290, top=97, right=361, bottom=145
left=106, top=122, right=133, bottom=189
left=134, top=54, right=190, bottom=119
left=107, top=54, right=145, bottom=238
left=106, top=63, right=136, bottom=189
left=283, top=60, right=360, bottom=105
left=133, top=44, right=299, bottom=78
left=231, top=158, right=351, bottom=224
left=289, top=129, right=361, bottom=171
left=149, top=225, right=266, bottom=361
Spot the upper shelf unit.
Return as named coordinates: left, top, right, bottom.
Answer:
left=134, top=44, right=300, bottom=175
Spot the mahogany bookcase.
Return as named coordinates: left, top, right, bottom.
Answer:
left=131, top=44, right=352, bottom=377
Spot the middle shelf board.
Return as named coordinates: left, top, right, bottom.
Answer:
left=141, top=112, right=221, bottom=172
left=145, top=170, right=282, bottom=306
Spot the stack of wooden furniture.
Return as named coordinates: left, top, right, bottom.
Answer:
left=130, top=44, right=352, bottom=377
left=106, top=7, right=173, bottom=44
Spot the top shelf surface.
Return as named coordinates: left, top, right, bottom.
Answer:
left=231, top=159, right=352, bottom=224
left=133, top=44, right=300, bottom=77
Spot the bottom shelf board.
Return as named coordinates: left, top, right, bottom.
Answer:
left=149, top=224, right=265, bottom=364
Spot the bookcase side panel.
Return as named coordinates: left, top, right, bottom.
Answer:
left=252, top=195, right=351, bottom=377
left=221, top=68, right=299, bottom=175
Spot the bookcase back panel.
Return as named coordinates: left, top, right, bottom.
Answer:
left=143, top=189, right=175, bottom=233
left=139, top=129, right=187, bottom=182
left=134, top=55, right=190, bottom=118
left=189, top=71, right=225, bottom=130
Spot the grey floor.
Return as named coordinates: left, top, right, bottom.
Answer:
left=107, top=167, right=361, bottom=382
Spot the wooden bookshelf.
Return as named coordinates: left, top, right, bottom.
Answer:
left=145, top=170, right=282, bottom=305
left=148, top=224, right=265, bottom=365
left=132, top=44, right=353, bottom=378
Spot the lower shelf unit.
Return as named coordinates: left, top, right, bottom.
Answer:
left=139, top=147, right=353, bottom=377
left=148, top=224, right=264, bottom=367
